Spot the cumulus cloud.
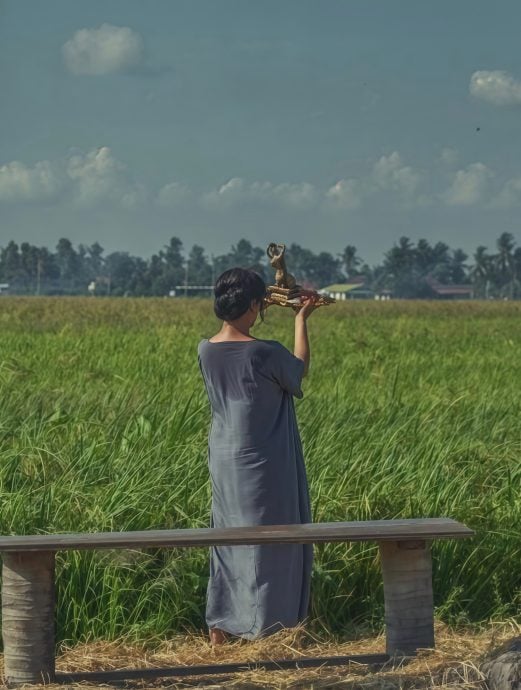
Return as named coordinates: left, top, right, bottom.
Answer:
left=156, top=182, right=191, bottom=207
left=326, top=152, right=423, bottom=210
left=325, top=179, right=363, bottom=209
left=439, top=147, right=459, bottom=167
left=253, top=181, right=317, bottom=207
left=203, top=153, right=422, bottom=214
left=443, top=162, right=493, bottom=206
left=6, top=148, right=515, bottom=215
left=470, top=70, right=521, bottom=106
left=494, top=177, right=521, bottom=208
left=203, top=178, right=317, bottom=209
left=0, top=160, right=62, bottom=202
left=372, top=152, right=421, bottom=196
left=66, top=147, right=144, bottom=206
left=0, top=147, right=144, bottom=208
left=62, top=24, right=144, bottom=75
left=205, top=177, right=245, bottom=207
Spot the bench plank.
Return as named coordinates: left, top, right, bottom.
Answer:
left=0, top=519, right=473, bottom=552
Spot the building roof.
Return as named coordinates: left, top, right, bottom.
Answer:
left=431, top=285, right=474, bottom=296
left=426, top=277, right=473, bottom=296
left=321, top=282, right=370, bottom=293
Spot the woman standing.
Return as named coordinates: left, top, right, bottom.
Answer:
left=198, top=267, right=317, bottom=644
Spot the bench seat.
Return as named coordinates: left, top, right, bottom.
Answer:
left=0, top=518, right=474, bottom=686
left=0, top=518, right=473, bottom=552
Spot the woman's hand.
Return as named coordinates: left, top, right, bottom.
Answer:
left=296, top=294, right=319, bottom=321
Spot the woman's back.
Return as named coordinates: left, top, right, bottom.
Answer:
left=198, top=338, right=304, bottom=451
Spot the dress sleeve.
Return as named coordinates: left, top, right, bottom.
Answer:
left=265, top=342, right=305, bottom=398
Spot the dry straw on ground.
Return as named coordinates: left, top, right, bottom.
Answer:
left=1, top=620, right=519, bottom=690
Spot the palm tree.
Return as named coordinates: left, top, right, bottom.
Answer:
left=382, top=236, right=418, bottom=297
left=341, top=245, right=361, bottom=280
left=512, top=248, right=521, bottom=298
left=450, top=249, right=468, bottom=285
left=470, top=246, right=492, bottom=298
left=414, top=239, right=434, bottom=279
left=495, top=233, right=515, bottom=298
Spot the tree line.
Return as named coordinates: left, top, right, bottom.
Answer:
left=0, top=232, right=519, bottom=298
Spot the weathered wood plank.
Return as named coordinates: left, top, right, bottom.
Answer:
left=380, top=540, right=435, bottom=656
left=2, top=551, right=56, bottom=686
left=56, top=653, right=391, bottom=683
left=0, top=519, right=473, bottom=552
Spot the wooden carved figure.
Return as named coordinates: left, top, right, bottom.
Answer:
left=267, top=243, right=297, bottom=289
left=265, top=240, right=335, bottom=309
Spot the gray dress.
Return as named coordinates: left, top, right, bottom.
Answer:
left=197, top=338, right=313, bottom=639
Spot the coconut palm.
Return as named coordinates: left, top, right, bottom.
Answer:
left=470, top=246, right=492, bottom=298
left=341, top=245, right=361, bottom=280
left=495, top=233, right=516, bottom=298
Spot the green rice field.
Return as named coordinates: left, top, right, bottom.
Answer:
left=0, top=297, right=519, bottom=644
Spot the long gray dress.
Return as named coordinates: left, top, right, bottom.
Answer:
left=197, top=338, right=313, bottom=639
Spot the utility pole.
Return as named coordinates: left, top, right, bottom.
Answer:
left=184, top=261, right=188, bottom=297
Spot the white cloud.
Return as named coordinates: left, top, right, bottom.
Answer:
left=443, top=162, right=493, bottom=206
left=6, top=149, right=517, bottom=216
left=203, top=158, right=421, bottom=213
left=439, top=147, right=459, bottom=167
left=252, top=181, right=317, bottom=208
left=326, top=152, right=423, bottom=210
left=62, top=24, right=144, bottom=75
left=0, top=160, right=62, bottom=202
left=203, top=178, right=317, bottom=209
left=203, top=177, right=245, bottom=207
left=276, top=182, right=317, bottom=207
left=470, top=70, right=521, bottom=106
left=494, top=177, right=521, bottom=208
left=0, top=147, right=144, bottom=208
left=325, top=179, right=363, bottom=209
left=156, top=182, right=191, bottom=207
left=66, top=146, right=144, bottom=206
left=372, top=152, right=421, bottom=196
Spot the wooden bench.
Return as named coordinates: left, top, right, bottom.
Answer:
left=0, top=518, right=473, bottom=686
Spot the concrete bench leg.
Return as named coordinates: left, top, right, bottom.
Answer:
left=2, top=551, right=56, bottom=686
left=379, top=540, right=434, bottom=656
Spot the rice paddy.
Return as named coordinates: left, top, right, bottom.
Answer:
left=0, top=297, right=519, bottom=645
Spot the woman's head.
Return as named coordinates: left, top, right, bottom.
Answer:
left=214, top=268, right=267, bottom=323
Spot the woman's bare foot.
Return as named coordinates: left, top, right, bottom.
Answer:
left=209, top=628, right=228, bottom=645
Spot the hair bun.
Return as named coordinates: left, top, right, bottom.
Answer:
left=215, top=288, right=248, bottom=321
left=213, top=268, right=266, bottom=322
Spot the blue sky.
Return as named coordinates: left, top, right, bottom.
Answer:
left=2, top=0, right=521, bottom=264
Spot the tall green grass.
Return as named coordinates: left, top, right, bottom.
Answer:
left=0, top=297, right=520, bottom=643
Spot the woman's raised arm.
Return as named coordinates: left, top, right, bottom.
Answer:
left=293, top=297, right=318, bottom=377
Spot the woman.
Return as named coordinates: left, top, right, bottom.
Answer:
left=197, top=267, right=317, bottom=644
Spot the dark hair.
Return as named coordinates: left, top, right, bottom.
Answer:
left=214, top=268, right=267, bottom=321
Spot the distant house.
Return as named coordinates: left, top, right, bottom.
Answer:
left=0, top=283, right=9, bottom=295
left=320, top=278, right=375, bottom=300
left=426, top=277, right=474, bottom=299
